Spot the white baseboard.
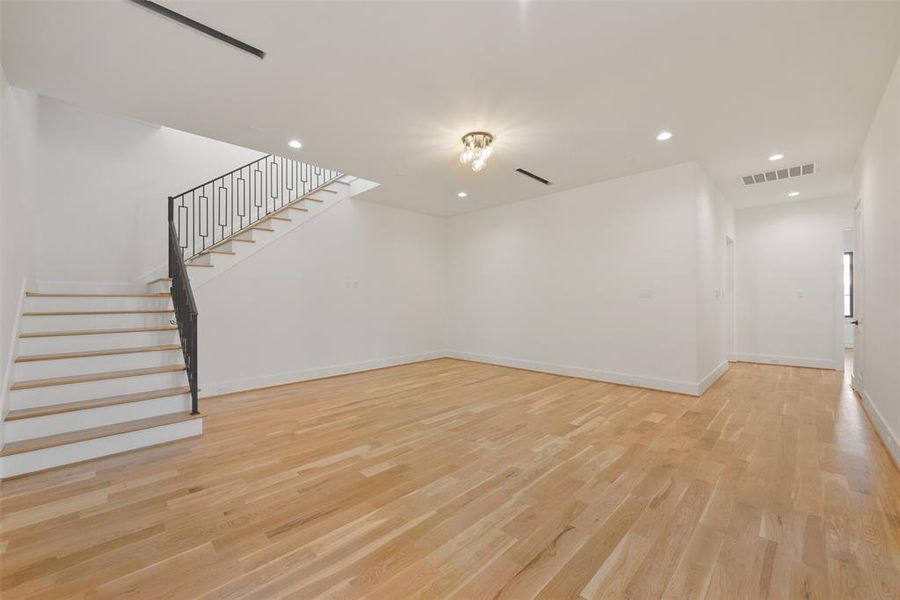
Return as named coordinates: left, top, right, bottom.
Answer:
left=857, top=388, right=900, bottom=470
left=201, top=351, right=446, bottom=398
left=445, top=350, right=703, bottom=396
left=698, top=361, right=729, bottom=395
left=0, top=280, right=28, bottom=449
left=731, top=353, right=838, bottom=370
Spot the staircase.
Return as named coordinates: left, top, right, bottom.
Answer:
left=0, top=285, right=201, bottom=478
left=1, top=153, right=371, bottom=478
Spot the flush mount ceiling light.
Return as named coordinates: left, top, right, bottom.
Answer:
left=458, top=131, right=494, bottom=172
left=656, top=131, right=673, bottom=141
left=457, top=192, right=467, bottom=198
left=788, top=191, right=800, bottom=197
left=769, top=153, right=784, bottom=161
left=288, top=139, right=302, bottom=149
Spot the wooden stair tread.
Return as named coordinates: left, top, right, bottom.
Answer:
left=319, top=189, right=339, bottom=194
left=148, top=278, right=172, bottom=285
left=0, top=413, right=201, bottom=456
left=229, top=238, right=255, bottom=243
left=26, top=292, right=170, bottom=298
left=250, top=226, right=274, bottom=232
left=266, top=215, right=291, bottom=222
left=186, top=263, right=214, bottom=268
left=6, top=386, right=191, bottom=421
left=23, top=310, right=174, bottom=316
left=285, top=206, right=309, bottom=212
left=21, top=326, right=177, bottom=339
left=16, top=344, right=182, bottom=363
left=11, top=364, right=185, bottom=390
left=302, top=197, right=324, bottom=203
left=202, top=249, right=235, bottom=255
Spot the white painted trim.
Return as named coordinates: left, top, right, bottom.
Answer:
left=731, top=353, right=838, bottom=370
left=726, top=352, right=739, bottom=362
left=1, top=279, right=28, bottom=447
left=857, top=388, right=900, bottom=470
left=201, top=351, right=445, bottom=397
left=698, top=361, right=729, bottom=395
left=446, top=350, right=703, bottom=396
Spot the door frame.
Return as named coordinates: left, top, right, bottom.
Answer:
left=851, top=198, right=864, bottom=390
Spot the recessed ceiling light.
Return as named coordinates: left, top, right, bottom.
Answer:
left=288, top=139, right=302, bottom=149
left=457, top=192, right=467, bottom=198
left=769, top=153, right=784, bottom=161
left=788, top=191, right=800, bottom=197
left=656, top=131, right=673, bottom=141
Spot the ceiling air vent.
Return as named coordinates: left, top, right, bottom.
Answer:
left=741, top=163, right=815, bottom=186
left=515, top=168, right=552, bottom=185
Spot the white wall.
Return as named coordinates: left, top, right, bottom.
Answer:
left=0, top=73, right=40, bottom=444
left=31, top=95, right=262, bottom=285
left=853, top=55, right=900, bottom=464
left=196, top=198, right=448, bottom=395
left=447, top=162, right=728, bottom=395
left=695, top=165, right=735, bottom=389
left=734, top=197, right=851, bottom=370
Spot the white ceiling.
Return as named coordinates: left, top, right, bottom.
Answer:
left=2, top=1, right=898, bottom=215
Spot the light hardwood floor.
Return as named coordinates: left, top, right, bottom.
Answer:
left=1, top=358, right=898, bottom=599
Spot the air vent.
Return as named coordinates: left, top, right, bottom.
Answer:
left=128, top=0, right=266, bottom=58
left=515, top=168, right=552, bottom=185
left=741, top=163, right=815, bottom=186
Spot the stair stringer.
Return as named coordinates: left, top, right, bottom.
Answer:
left=163, top=176, right=378, bottom=289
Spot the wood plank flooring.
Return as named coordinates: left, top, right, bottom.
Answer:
left=1, top=358, right=898, bottom=599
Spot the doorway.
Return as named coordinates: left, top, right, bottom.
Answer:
left=851, top=199, right=864, bottom=389
left=726, top=236, right=735, bottom=360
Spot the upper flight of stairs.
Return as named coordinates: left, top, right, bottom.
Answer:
left=0, top=287, right=203, bottom=478
left=177, top=175, right=375, bottom=288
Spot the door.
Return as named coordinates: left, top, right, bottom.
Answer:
left=852, top=199, right=864, bottom=390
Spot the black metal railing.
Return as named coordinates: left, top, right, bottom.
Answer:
left=168, top=202, right=199, bottom=414
left=170, top=154, right=342, bottom=261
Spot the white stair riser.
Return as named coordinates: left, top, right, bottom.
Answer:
left=0, top=418, right=202, bottom=479
left=262, top=218, right=295, bottom=233
left=36, top=282, right=145, bottom=294
left=206, top=251, right=238, bottom=269
left=15, top=349, right=184, bottom=380
left=187, top=254, right=212, bottom=266
left=21, top=313, right=175, bottom=333
left=25, top=296, right=172, bottom=312
left=147, top=281, right=172, bottom=294
left=4, top=394, right=192, bottom=442
left=11, top=370, right=188, bottom=409
left=18, top=330, right=180, bottom=355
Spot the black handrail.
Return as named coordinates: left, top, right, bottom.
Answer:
left=168, top=200, right=199, bottom=415
left=170, top=154, right=343, bottom=261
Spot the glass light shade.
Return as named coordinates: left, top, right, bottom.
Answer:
left=459, top=131, right=494, bottom=173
